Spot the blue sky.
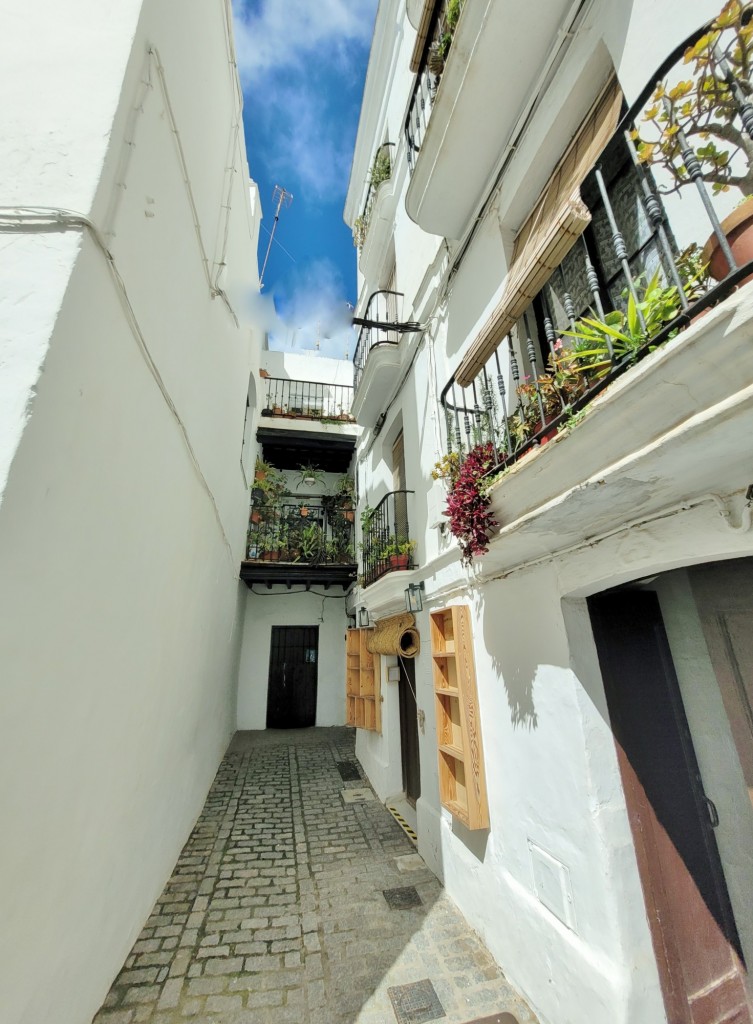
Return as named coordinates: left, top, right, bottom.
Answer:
left=232, top=0, right=378, bottom=358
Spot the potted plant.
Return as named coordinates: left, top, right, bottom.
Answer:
left=431, top=450, right=462, bottom=487
left=331, top=474, right=356, bottom=520
left=633, top=0, right=753, bottom=279
left=297, top=462, right=325, bottom=488
left=561, top=270, right=682, bottom=380
left=427, top=0, right=464, bottom=76
left=250, top=458, right=286, bottom=525
left=300, top=522, right=325, bottom=563
left=381, top=538, right=416, bottom=570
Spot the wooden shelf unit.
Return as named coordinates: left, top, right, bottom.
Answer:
left=430, top=605, right=489, bottom=830
left=345, top=628, right=381, bottom=732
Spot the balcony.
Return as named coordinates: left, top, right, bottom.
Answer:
left=361, top=490, right=416, bottom=588
left=439, top=14, right=753, bottom=565
left=353, top=143, right=394, bottom=260
left=404, top=0, right=579, bottom=238
left=261, top=376, right=354, bottom=422
left=352, top=290, right=404, bottom=427
left=241, top=493, right=357, bottom=590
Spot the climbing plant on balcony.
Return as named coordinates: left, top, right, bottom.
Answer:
left=352, top=148, right=392, bottom=250
left=445, top=442, right=498, bottom=565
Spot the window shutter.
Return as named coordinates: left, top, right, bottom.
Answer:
left=454, top=77, right=623, bottom=387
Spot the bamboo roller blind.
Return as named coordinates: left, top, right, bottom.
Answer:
left=454, top=77, right=623, bottom=388
left=410, top=0, right=437, bottom=71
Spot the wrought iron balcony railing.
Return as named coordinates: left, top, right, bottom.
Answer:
left=261, top=377, right=354, bottom=421
left=405, top=0, right=460, bottom=175
left=353, top=290, right=403, bottom=390
left=247, top=495, right=356, bottom=565
left=441, top=12, right=753, bottom=479
left=361, top=490, right=415, bottom=588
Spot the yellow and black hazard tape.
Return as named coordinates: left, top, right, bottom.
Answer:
left=387, top=805, right=418, bottom=844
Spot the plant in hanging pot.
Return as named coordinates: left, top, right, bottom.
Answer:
left=445, top=442, right=498, bottom=565
left=633, top=0, right=753, bottom=280
left=297, top=462, right=325, bottom=488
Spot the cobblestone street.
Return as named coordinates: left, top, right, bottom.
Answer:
left=94, top=728, right=535, bottom=1024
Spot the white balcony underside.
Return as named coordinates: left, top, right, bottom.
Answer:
left=405, top=0, right=579, bottom=239
left=352, top=343, right=402, bottom=428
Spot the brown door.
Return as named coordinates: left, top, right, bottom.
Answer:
left=398, top=656, right=421, bottom=806
left=589, top=590, right=751, bottom=1024
left=690, top=559, right=753, bottom=810
left=266, top=626, right=318, bottom=728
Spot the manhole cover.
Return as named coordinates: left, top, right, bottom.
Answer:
left=341, top=787, right=375, bottom=804
left=383, top=885, right=422, bottom=910
left=388, top=979, right=445, bottom=1024
left=335, top=760, right=362, bottom=781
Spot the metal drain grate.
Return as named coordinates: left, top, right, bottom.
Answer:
left=383, top=885, right=422, bottom=910
left=335, top=760, right=362, bottom=781
left=388, top=979, right=445, bottom=1024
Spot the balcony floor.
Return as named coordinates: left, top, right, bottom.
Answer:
left=240, top=560, right=356, bottom=590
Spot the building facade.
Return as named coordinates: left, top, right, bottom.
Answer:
left=344, top=1, right=753, bottom=1022
left=0, top=1, right=265, bottom=1021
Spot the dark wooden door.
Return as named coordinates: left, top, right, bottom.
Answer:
left=266, top=626, right=318, bottom=729
left=589, top=591, right=751, bottom=1024
left=398, top=657, right=421, bottom=805
left=690, top=559, right=753, bottom=811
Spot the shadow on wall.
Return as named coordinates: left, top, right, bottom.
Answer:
left=478, top=585, right=540, bottom=731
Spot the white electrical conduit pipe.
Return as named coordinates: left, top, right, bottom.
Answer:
left=0, top=205, right=238, bottom=568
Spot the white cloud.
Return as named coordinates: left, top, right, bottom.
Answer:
left=260, top=81, right=352, bottom=200
left=268, top=259, right=356, bottom=359
left=232, top=0, right=375, bottom=85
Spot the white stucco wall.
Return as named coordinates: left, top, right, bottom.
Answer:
left=0, top=1, right=261, bottom=1021
left=345, top=2, right=753, bottom=1023
left=237, top=589, right=350, bottom=729
left=262, top=350, right=355, bottom=387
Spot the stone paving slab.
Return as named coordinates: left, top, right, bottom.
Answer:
left=93, top=727, right=536, bottom=1024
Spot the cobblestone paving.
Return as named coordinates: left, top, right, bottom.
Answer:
left=94, top=728, right=536, bottom=1024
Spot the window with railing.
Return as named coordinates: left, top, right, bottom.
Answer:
left=247, top=496, right=356, bottom=565
left=261, top=377, right=354, bottom=421
left=360, top=490, right=415, bottom=587
left=353, top=290, right=403, bottom=390
left=441, top=10, right=753, bottom=477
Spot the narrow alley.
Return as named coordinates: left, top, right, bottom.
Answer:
left=93, top=729, right=535, bottom=1024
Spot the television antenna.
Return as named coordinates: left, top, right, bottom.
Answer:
left=260, top=185, right=293, bottom=287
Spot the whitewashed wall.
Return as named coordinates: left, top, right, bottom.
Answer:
left=237, top=589, right=350, bottom=729
left=262, top=350, right=355, bottom=387
left=0, top=1, right=261, bottom=1022
left=344, top=1, right=753, bottom=1023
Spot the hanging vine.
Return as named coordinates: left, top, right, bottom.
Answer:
left=444, top=443, right=498, bottom=564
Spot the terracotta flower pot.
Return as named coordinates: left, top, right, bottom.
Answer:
left=388, top=554, right=410, bottom=570
left=531, top=413, right=559, bottom=445
left=702, top=197, right=753, bottom=283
